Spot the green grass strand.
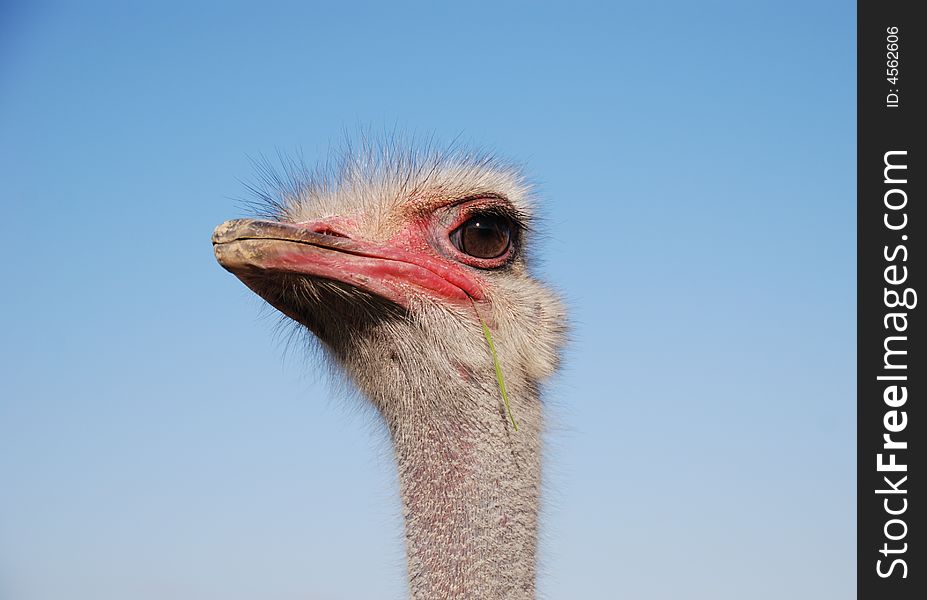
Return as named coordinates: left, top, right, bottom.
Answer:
left=478, top=316, right=519, bottom=432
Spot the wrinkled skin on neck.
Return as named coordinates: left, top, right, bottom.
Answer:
left=392, top=382, right=541, bottom=600
left=335, top=296, right=559, bottom=600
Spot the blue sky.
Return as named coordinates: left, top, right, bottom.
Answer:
left=0, top=1, right=855, bottom=598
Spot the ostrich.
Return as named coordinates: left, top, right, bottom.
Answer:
left=212, top=142, right=566, bottom=599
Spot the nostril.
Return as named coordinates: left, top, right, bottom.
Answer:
left=308, top=224, right=350, bottom=238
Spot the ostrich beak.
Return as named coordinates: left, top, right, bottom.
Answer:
left=212, top=219, right=483, bottom=310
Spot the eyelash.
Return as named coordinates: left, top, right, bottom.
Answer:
left=448, top=202, right=526, bottom=234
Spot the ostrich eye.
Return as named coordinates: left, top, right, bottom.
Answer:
left=450, top=215, right=512, bottom=259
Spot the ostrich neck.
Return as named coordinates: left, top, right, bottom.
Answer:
left=386, top=376, right=541, bottom=600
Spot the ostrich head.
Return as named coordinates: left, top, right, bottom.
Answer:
left=213, top=143, right=566, bottom=599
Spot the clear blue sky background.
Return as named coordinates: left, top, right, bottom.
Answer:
left=0, top=1, right=855, bottom=598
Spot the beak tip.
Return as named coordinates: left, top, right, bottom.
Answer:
left=212, top=218, right=253, bottom=245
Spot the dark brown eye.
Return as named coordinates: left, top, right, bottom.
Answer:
left=450, top=215, right=512, bottom=259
